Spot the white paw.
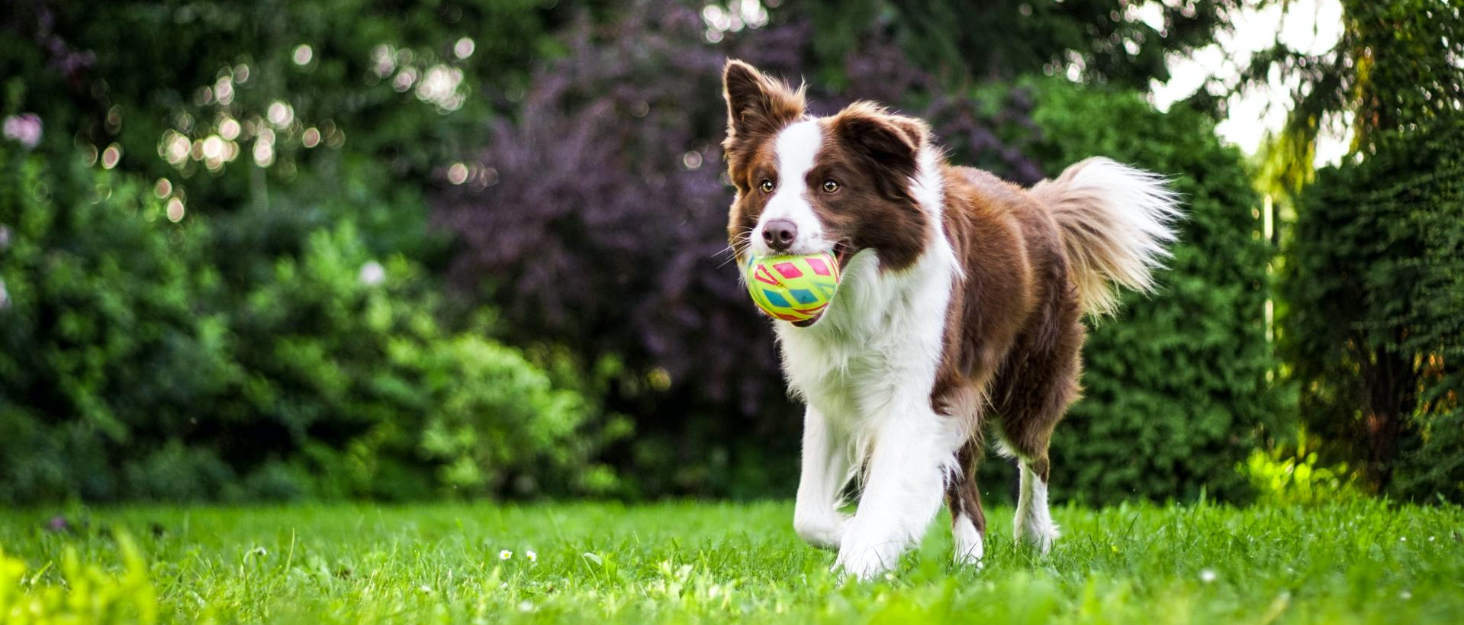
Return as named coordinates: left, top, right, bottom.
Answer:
left=834, top=535, right=903, bottom=580
left=1014, top=519, right=1059, bottom=555
left=952, top=516, right=985, bottom=569
left=793, top=513, right=847, bottom=551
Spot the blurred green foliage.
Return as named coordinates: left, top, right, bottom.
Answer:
left=1283, top=116, right=1464, bottom=502
left=0, top=142, right=617, bottom=503
left=0, top=535, right=156, bottom=625
left=1244, top=429, right=1361, bottom=506
left=1007, top=80, right=1281, bottom=504
left=0, top=0, right=630, bottom=504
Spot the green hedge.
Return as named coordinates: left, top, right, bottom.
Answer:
left=1284, top=117, right=1464, bottom=503
left=0, top=144, right=617, bottom=503
left=1001, top=81, right=1280, bottom=504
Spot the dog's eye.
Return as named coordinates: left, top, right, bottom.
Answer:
left=758, top=179, right=774, bottom=194
left=822, top=180, right=840, bottom=193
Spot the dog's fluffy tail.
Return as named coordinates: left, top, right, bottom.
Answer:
left=1031, top=157, right=1182, bottom=317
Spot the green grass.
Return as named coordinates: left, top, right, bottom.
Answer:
left=2, top=501, right=1462, bottom=624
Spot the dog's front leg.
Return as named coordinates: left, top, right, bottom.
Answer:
left=835, top=404, right=952, bottom=579
left=793, top=406, right=850, bottom=550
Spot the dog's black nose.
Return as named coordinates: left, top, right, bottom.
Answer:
left=761, top=219, right=798, bottom=252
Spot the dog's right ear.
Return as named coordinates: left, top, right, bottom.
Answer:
left=722, top=60, right=805, bottom=142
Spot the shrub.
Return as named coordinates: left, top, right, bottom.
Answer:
left=0, top=141, right=615, bottom=503
left=1018, top=81, right=1281, bottom=504
left=218, top=221, right=620, bottom=499
left=0, top=144, right=236, bottom=502
left=1284, top=117, right=1464, bottom=503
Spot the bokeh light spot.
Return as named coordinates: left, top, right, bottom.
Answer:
left=393, top=67, right=419, bottom=92
left=372, top=44, right=396, bottom=77
left=253, top=140, right=274, bottom=167
left=454, top=37, right=475, bottom=59
left=202, top=136, right=224, bottom=160
left=293, top=44, right=313, bottom=65
left=215, top=77, right=234, bottom=105
left=448, top=162, right=469, bottom=185
left=267, top=101, right=294, bottom=127
left=166, top=197, right=186, bottom=222
left=101, top=144, right=122, bottom=169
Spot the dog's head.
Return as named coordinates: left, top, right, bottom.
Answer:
left=722, top=60, right=933, bottom=278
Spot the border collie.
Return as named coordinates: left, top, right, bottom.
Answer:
left=721, top=60, right=1181, bottom=578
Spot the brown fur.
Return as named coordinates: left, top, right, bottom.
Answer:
left=808, top=105, right=931, bottom=272
left=933, top=166, right=1084, bottom=532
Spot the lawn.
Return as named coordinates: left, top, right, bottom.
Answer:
left=2, top=501, right=1461, bottom=624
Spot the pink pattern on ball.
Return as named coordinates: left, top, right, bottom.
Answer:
left=774, top=262, right=802, bottom=279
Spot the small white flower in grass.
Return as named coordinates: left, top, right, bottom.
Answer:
left=499, top=549, right=512, bottom=560
left=1400, top=590, right=1413, bottom=600
left=1429, top=536, right=1436, bottom=542
left=1199, top=569, right=1217, bottom=583
left=526, top=550, right=537, bottom=563
left=1400, top=536, right=1407, bottom=542
left=517, top=601, right=535, bottom=613
left=419, top=584, right=432, bottom=594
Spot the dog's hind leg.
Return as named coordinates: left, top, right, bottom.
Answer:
left=993, top=296, right=1083, bottom=556
left=1013, top=453, right=1058, bottom=554
left=945, top=438, right=986, bottom=567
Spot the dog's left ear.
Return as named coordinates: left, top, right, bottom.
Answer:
left=831, top=103, right=930, bottom=198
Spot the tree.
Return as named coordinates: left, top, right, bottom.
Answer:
left=792, top=0, right=1242, bottom=90
left=1283, top=117, right=1464, bottom=500
left=1261, top=0, right=1464, bottom=500
left=1246, top=0, right=1464, bottom=193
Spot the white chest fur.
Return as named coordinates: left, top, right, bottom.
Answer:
left=774, top=242, right=957, bottom=438
left=773, top=146, right=957, bottom=440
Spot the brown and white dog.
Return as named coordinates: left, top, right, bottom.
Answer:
left=721, top=61, right=1181, bottom=578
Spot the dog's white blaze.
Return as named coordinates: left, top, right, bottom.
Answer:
left=1015, top=462, right=1059, bottom=554
left=952, top=514, right=984, bottom=567
left=752, top=120, right=827, bottom=257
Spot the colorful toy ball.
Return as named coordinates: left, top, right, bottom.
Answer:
left=744, top=252, right=842, bottom=325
